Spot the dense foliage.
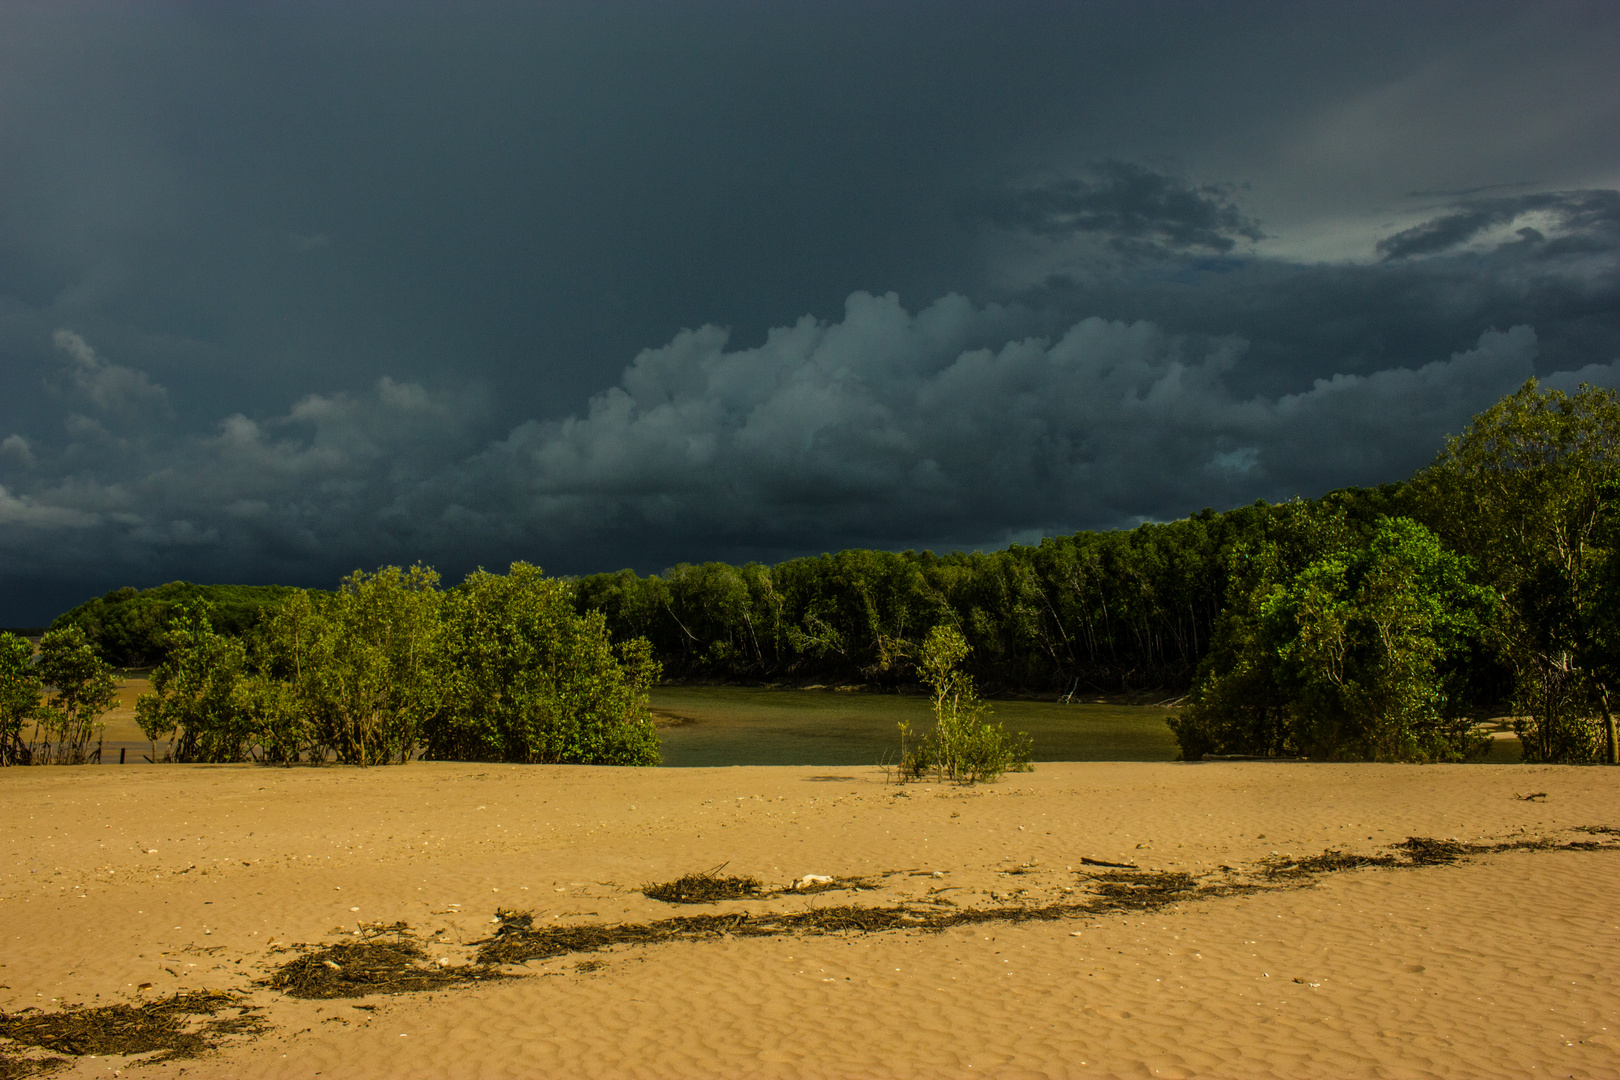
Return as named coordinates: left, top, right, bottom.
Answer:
left=1171, top=516, right=1498, bottom=761
left=30, top=625, right=119, bottom=764
left=0, top=632, right=43, bottom=765
left=49, top=582, right=302, bottom=667
left=1409, top=381, right=1620, bottom=763
left=574, top=492, right=1403, bottom=694
left=132, top=563, right=660, bottom=766
left=434, top=565, right=661, bottom=766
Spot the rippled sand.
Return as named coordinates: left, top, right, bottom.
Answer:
left=3, top=760, right=1617, bottom=1078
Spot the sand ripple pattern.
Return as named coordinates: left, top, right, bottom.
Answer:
left=2, top=761, right=1618, bottom=1078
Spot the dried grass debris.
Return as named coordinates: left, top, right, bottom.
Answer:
left=0, top=1051, right=65, bottom=1080
left=1085, top=870, right=1204, bottom=909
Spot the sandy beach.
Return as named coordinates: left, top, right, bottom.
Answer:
left=3, top=759, right=1618, bottom=1079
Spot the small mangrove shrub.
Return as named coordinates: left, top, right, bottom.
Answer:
left=136, top=603, right=250, bottom=764
left=900, top=625, right=1031, bottom=783
left=428, top=563, right=660, bottom=765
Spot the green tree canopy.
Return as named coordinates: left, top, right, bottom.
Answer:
left=34, top=624, right=117, bottom=764
left=1414, top=378, right=1620, bottom=761
left=135, top=604, right=250, bottom=763
left=1172, top=517, right=1496, bottom=762
left=50, top=582, right=302, bottom=667
left=430, top=563, right=660, bottom=765
left=0, top=632, right=42, bottom=766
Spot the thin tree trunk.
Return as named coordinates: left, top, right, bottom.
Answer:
left=1602, top=684, right=1619, bottom=766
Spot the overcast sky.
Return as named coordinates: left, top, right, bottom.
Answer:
left=2, top=1, right=1619, bottom=622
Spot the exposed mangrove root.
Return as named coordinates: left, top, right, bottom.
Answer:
left=0, top=990, right=262, bottom=1075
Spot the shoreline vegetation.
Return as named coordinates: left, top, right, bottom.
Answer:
left=8, top=378, right=1620, bottom=768
left=4, top=564, right=663, bottom=770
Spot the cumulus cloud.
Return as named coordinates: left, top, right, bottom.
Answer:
left=464, top=294, right=1542, bottom=549
left=0, top=434, right=32, bottom=466
left=0, top=292, right=1577, bottom=600
left=51, top=329, right=171, bottom=416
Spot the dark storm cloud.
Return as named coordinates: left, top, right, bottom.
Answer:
left=1011, top=182, right=1620, bottom=400
left=4, top=201, right=1619, bottom=620
left=0, top=2, right=1618, bottom=622
left=1376, top=189, right=1620, bottom=259
left=3, top=192, right=1614, bottom=614
left=977, top=163, right=1265, bottom=255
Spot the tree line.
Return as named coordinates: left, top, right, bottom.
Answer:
left=573, top=498, right=1343, bottom=693
left=17, top=378, right=1620, bottom=767
left=571, top=491, right=1409, bottom=700
left=2, top=564, right=659, bottom=766
left=49, top=582, right=302, bottom=669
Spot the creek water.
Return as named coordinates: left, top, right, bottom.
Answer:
left=649, top=687, right=1183, bottom=767
left=648, top=687, right=1529, bottom=767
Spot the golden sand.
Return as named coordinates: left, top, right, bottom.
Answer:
left=3, top=758, right=1618, bottom=1078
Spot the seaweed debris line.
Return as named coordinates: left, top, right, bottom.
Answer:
left=262, top=830, right=1620, bottom=978
left=470, top=832, right=1620, bottom=967
left=10, top=827, right=1616, bottom=1078
left=265, top=935, right=509, bottom=1000
left=479, top=867, right=1225, bottom=967
left=642, top=866, right=763, bottom=904
left=0, top=990, right=263, bottom=1076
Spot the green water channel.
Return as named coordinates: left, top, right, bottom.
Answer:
left=649, top=687, right=1182, bottom=767
left=647, top=687, right=1529, bottom=767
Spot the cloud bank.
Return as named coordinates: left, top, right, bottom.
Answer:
left=0, top=291, right=1600, bottom=609
left=2, top=176, right=1617, bottom=622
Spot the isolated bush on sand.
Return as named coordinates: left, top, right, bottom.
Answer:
left=901, top=625, right=1031, bottom=783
